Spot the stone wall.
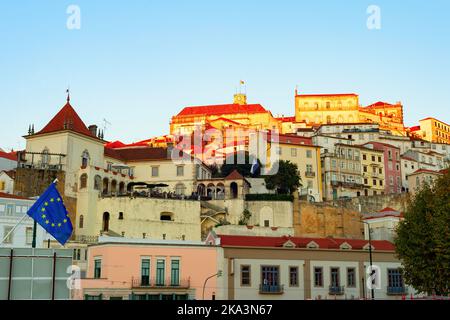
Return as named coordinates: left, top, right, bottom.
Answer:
left=13, top=168, right=78, bottom=235
left=293, top=193, right=410, bottom=239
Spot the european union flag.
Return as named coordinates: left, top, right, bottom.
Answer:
left=27, top=182, right=73, bottom=245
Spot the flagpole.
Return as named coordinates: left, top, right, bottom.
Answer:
left=31, top=179, right=58, bottom=248
left=0, top=213, right=29, bottom=246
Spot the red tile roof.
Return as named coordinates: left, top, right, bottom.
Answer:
left=225, top=169, right=244, bottom=180
left=276, top=116, right=296, bottom=122
left=105, top=141, right=127, bottom=149
left=176, top=103, right=269, bottom=117
left=217, top=235, right=395, bottom=251
left=409, top=168, right=443, bottom=175
left=104, top=146, right=190, bottom=162
left=277, top=134, right=313, bottom=146
left=35, top=102, right=99, bottom=140
left=364, top=101, right=399, bottom=109
left=1, top=170, right=16, bottom=179
left=0, top=151, right=17, bottom=161
left=400, top=156, right=417, bottom=162
left=0, top=192, right=31, bottom=200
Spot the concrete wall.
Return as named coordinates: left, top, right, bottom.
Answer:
left=213, top=225, right=294, bottom=237
left=88, top=197, right=202, bottom=241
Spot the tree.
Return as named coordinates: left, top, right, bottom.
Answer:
left=264, top=160, right=302, bottom=195
left=394, top=170, right=450, bottom=295
left=220, top=151, right=261, bottom=177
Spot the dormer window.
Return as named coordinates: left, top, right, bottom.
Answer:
left=340, top=242, right=352, bottom=250
left=282, top=240, right=296, bottom=248
left=306, top=241, right=319, bottom=249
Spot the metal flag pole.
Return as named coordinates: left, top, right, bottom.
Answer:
left=31, top=178, right=59, bottom=248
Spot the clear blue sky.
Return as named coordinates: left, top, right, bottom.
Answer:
left=1, top=1, right=449, bottom=151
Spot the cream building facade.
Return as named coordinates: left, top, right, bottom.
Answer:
left=295, top=93, right=360, bottom=125
left=208, top=233, right=418, bottom=300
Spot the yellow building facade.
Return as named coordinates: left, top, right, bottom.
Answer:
left=359, top=146, right=385, bottom=196
left=295, top=92, right=360, bottom=125
left=418, top=117, right=450, bottom=144
left=170, top=93, right=281, bottom=136
left=266, top=134, right=323, bottom=201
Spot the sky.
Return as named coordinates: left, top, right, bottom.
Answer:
left=0, top=0, right=449, bottom=151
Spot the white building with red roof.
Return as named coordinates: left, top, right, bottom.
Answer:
left=0, top=150, right=17, bottom=171
left=206, top=232, right=418, bottom=300
left=362, top=207, right=403, bottom=242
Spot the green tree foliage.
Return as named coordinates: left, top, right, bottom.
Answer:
left=394, top=170, right=450, bottom=295
left=220, top=151, right=261, bottom=177
left=264, top=160, right=302, bottom=195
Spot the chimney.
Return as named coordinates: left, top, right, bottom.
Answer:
left=88, top=125, right=98, bottom=137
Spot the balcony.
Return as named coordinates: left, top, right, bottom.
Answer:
left=330, top=180, right=364, bottom=189
left=329, top=285, right=345, bottom=295
left=131, top=277, right=190, bottom=289
left=305, top=171, right=316, bottom=178
left=259, top=284, right=284, bottom=294
left=387, top=286, right=408, bottom=295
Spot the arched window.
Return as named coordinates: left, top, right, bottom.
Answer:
left=111, top=180, right=117, bottom=195
left=41, top=148, right=50, bottom=165
left=79, top=215, right=84, bottom=228
left=160, top=212, right=174, bottom=221
left=80, top=174, right=88, bottom=189
left=94, top=175, right=102, bottom=190
left=230, top=182, right=238, bottom=199
left=119, top=182, right=125, bottom=195
left=102, top=178, right=109, bottom=195
left=175, top=183, right=186, bottom=195
left=81, top=150, right=90, bottom=168
left=118, top=212, right=124, bottom=220
left=102, top=212, right=110, bottom=232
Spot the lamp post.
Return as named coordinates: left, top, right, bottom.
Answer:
left=202, top=270, right=222, bottom=300
left=354, top=218, right=375, bottom=300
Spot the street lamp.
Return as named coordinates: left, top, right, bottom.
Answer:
left=202, top=270, right=222, bottom=300
left=354, top=218, right=375, bottom=300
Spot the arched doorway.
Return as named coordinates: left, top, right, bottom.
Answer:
left=230, top=182, right=238, bottom=199
left=102, top=212, right=110, bottom=232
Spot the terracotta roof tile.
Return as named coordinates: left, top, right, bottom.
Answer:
left=225, top=169, right=244, bottom=180
left=35, top=102, right=98, bottom=139
left=0, top=151, right=17, bottom=161
left=176, top=104, right=269, bottom=117
left=0, top=192, right=31, bottom=200
left=217, top=235, right=395, bottom=251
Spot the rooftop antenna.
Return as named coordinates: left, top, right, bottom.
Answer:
left=103, top=118, right=112, bottom=136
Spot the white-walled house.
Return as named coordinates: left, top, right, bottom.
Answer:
left=207, top=233, right=419, bottom=300
left=0, top=193, right=46, bottom=248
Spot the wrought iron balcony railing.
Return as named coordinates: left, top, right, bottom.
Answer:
left=131, top=277, right=190, bottom=289
left=329, top=285, right=345, bottom=295
left=387, top=286, right=408, bottom=295
left=259, top=284, right=284, bottom=294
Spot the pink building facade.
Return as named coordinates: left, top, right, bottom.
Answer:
left=76, top=238, right=219, bottom=300
left=363, top=142, right=402, bottom=194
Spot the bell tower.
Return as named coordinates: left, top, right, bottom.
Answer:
left=233, top=93, right=247, bottom=105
